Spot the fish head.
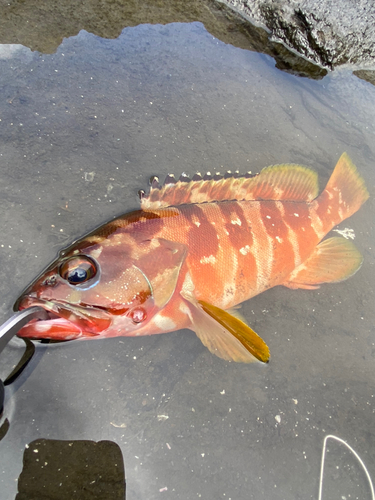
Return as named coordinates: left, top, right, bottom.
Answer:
left=15, top=227, right=187, bottom=341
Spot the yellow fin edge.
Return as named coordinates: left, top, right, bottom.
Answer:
left=198, top=300, right=270, bottom=363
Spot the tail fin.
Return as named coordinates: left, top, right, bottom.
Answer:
left=316, top=153, right=369, bottom=232
left=325, top=153, right=369, bottom=213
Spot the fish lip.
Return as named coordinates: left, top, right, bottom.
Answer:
left=17, top=296, right=112, bottom=336
left=16, top=298, right=84, bottom=340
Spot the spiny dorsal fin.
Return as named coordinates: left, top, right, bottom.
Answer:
left=140, top=164, right=319, bottom=210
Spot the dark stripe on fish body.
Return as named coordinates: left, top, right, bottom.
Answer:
left=218, top=201, right=254, bottom=251
left=184, top=204, right=220, bottom=259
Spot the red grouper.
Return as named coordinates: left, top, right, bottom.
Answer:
left=16, top=153, right=369, bottom=363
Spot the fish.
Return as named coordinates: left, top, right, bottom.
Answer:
left=15, top=153, right=369, bottom=363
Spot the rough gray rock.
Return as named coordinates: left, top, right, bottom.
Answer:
left=222, top=0, right=375, bottom=68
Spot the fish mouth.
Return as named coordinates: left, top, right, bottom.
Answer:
left=16, top=296, right=112, bottom=341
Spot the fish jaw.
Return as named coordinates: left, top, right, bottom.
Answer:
left=17, top=295, right=112, bottom=340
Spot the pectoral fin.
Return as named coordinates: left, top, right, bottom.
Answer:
left=283, top=237, right=363, bottom=290
left=183, top=295, right=270, bottom=363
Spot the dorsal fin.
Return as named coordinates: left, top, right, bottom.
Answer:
left=140, top=164, right=319, bottom=210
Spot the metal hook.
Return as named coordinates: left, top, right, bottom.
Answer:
left=0, top=307, right=48, bottom=355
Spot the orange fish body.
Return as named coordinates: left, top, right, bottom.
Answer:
left=16, top=153, right=369, bottom=363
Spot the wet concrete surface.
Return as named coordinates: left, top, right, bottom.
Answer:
left=0, top=21, right=374, bottom=500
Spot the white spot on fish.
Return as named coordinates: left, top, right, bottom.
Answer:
left=266, top=215, right=271, bottom=219
left=275, top=236, right=283, bottom=243
left=231, top=218, right=241, bottom=226
left=200, top=255, right=216, bottom=264
left=294, top=213, right=299, bottom=217
left=150, top=238, right=161, bottom=249
left=153, top=315, right=176, bottom=331
left=181, top=272, right=195, bottom=298
left=179, top=302, right=191, bottom=315
left=239, top=245, right=251, bottom=255
left=221, top=252, right=238, bottom=309
left=90, top=247, right=103, bottom=259
left=190, top=214, right=201, bottom=228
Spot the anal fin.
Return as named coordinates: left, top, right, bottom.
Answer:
left=283, top=237, right=363, bottom=290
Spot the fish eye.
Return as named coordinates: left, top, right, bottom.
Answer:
left=59, top=256, right=98, bottom=286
